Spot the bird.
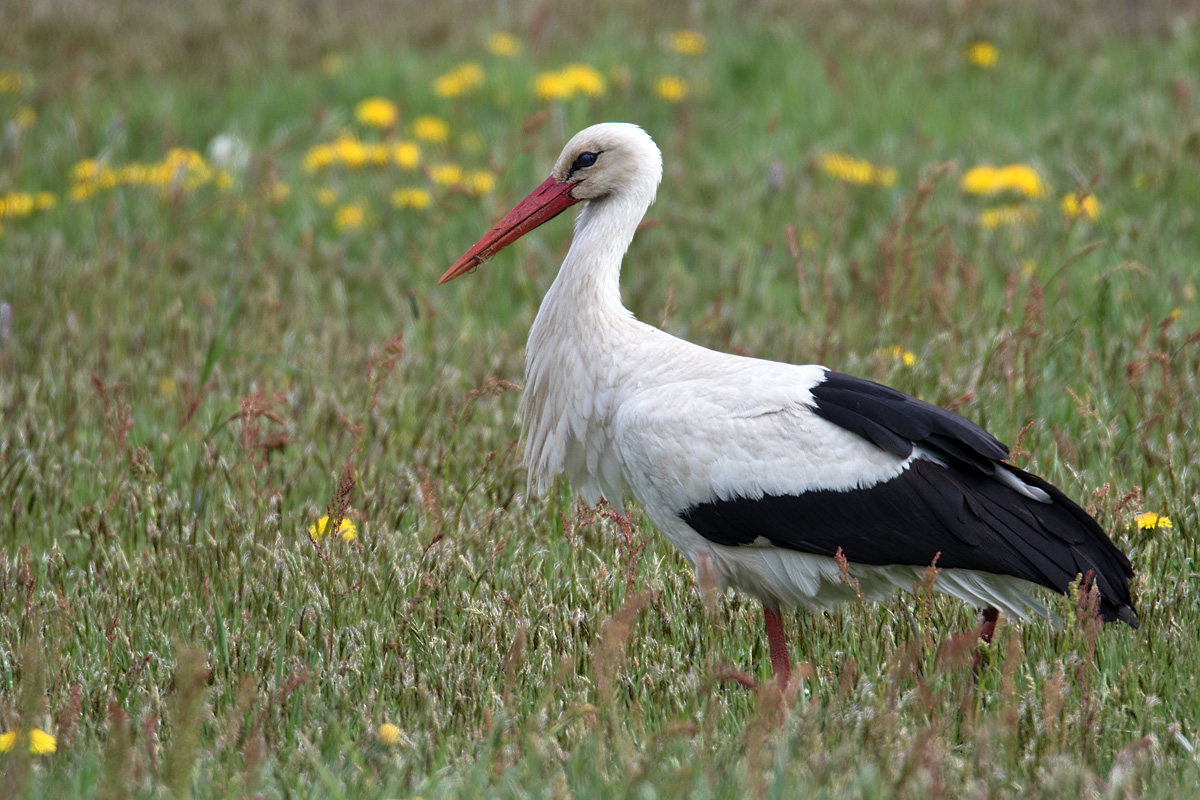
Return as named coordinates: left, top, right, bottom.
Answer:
left=439, top=122, right=1138, bottom=686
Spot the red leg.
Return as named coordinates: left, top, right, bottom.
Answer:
left=763, top=604, right=791, bottom=688
left=978, top=607, right=1000, bottom=645
left=973, top=606, right=1001, bottom=673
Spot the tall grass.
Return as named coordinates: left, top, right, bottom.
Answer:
left=1, top=1, right=1199, bottom=796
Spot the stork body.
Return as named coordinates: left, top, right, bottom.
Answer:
left=441, top=123, right=1137, bottom=684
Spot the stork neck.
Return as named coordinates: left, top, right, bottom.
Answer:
left=547, top=194, right=645, bottom=318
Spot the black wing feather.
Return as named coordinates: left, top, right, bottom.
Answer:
left=680, top=370, right=1138, bottom=626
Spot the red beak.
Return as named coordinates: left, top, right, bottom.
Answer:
left=439, top=176, right=582, bottom=284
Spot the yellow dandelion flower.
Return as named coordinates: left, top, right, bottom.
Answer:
left=979, top=204, right=1036, bottom=229
left=159, top=377, right=177, bottom=397
left=535, top=64, right=607, bottom=101
left=1170, top=307, right=1182, bottom=320
left=0, top=192, right=34, bottom=218
left=392, top=188, right=431, bottom=210
left=895, top=347, right=917, bottom=367
left=961, top=165, right=1045, bottom=198
left=669, top=30, right=707, bottom=56
left=1136, top=512, right=1172, bottom=530
left=69, top=183, right=96, bottom=202
left=355, top=97, right=399, bottom=129
left=310, top=514, right=358, bottom=541
left=0, top=71, right=23, bottom=94
left=215, top=171, right=234, bottom=191
left=316, top=187, right=338, bottom=207
left=563, top=63, right=606, bottom=96
left=430, top=163, right=463, bottom=186
left=820, top=153, right=897, bottom=187
left=0, top=728, right=56, bottom=755
left=378, top=723, right=401, bottom=746
left=487, top=32, right=521, bottom=57
left=70, top=159, right=101, bottom=182
left=1061, top=192, right=1100, bottom=220
left=391, top=141, right=420, bottom=170
left=334, top=204, right=365, bottom=232
left=14, top=106, right=35, bottom=129
left=303, top=144, right=335, bottom=173
left=434, top=62, right=484, bottom=98
left=412, top=115, right=449, bottom=144
left=966, top=41, right=999, bottom=68
left=333, top=135, right=369, bottom=169
left=269, top=182, right=291, bottom=204
left=322, top=54, right=345, bottom=76
left=655, top=75, right=688, bottom=103
left=534, top=71, right=573, bottom=102
left=875, top=346, right=916, bottom=367
left=468, top=170, right=495, bottom=195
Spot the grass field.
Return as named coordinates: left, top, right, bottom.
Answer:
left=3, top=1, right=1200, bottom=796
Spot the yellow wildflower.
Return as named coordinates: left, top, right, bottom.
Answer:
left=303, top=143, right=335, bottom=172
left=979, top=204, right=1036, bottom=229
left=392, top=188, right=431, bottom=209
left=412, top=115, right=449, bottom=144
left=355, top=97, right=399, bottom=129
left=322, top=54, right=345, bottom=76
left=875, top=346, right=916, bottom=367
left=1061, top=192, right=1100, bottom=220
left=961, top=164, right=1045, bottom=198
left=534, top=71, right=572, bottom=102
left=269, top=182, right=291, bottom=204
left=334, top=205, right=365, bottom=232
left=535, top=64, right=607, bottom=101
left=215, top=171, right=234, bottom=191
left=159, top=377, right=177, bottom=397
left=14, top=106, right=35, bottom=129
left=669, top=30, right=707, bottom=55
left=966, top=41, right=999, bottom=68
left=434, top=62, right=484, bottom=98
left=0, top=728, right=56, bottom=755
left=0, top=192, right=34, bottom=218
left=69, top=183, right=96, bottom=202
left=310, top=514, right=358, bottom=541
left=468, top=170, right=495, bottom=195
left=316, top=187, right=338, bottom=207
left=378, top=723, right=401, bottom=746
left=333, top=135, right=369, bottom=169
left=563, top=63, right=605, bottom=96
left=0, top=71, right=22, bottom=93
left=1136, top=512, right=1172, bottom=530
left=820, top=153, right=897, bottom=187
left=487, top=32, right=521, bottom=57
left=655, top=75, right=688, bottom=103
left=391, top=141, right=420, bottom=170
left=429, top=163, right=463, bottom=186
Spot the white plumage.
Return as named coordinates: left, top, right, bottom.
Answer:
left=441, top=123, right=1137, bottom=683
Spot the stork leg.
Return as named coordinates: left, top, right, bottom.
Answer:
left=973, top=606, right=1001, bottom=673
left=763, top=604, right=791, bottom=687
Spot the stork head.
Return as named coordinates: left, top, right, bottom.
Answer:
left=439, top=122, right=662, bottom=284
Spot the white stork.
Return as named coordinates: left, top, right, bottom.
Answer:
left=439, top=123, right=1138, bottom=685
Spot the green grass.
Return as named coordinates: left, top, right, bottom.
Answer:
left=2, top=1, right=1200, bottom=796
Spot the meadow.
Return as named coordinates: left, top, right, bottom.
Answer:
left=2, top=1, right=1200, bottom=796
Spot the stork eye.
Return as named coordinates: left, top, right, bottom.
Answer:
left=571, top=151, right=599, bottom=172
